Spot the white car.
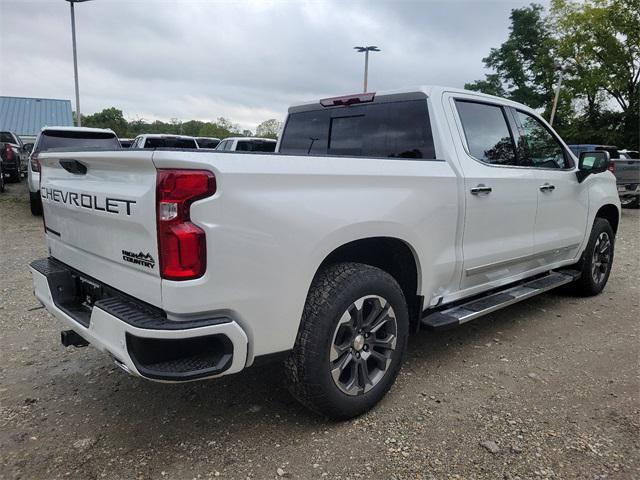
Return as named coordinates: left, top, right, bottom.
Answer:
left=28, top=127, right=120, bottom=215
left=215, top=136, right=276, bottom=152
left=30, top=86, right=619, bottom=419
left=130, top=134, right=199, bottom=149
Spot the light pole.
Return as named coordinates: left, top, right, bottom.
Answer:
left=354, top=46, right=380, bottom=93
left=65, top=0, right=92, bottom=127
left=549, top=61, right=565, bottom=127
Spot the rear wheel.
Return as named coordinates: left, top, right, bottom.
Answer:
left=572, top=218, right=614, bottom=296
left=285, top=262, right=409, bottom=420
left=30, top=191, right=42, bottom=216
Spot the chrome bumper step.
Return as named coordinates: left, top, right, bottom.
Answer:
left=421, top=270, right=580, bottom=331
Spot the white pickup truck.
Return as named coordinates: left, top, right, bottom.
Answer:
left=31, top=86, right=620, bottom=419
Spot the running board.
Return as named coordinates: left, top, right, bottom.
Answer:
left=421, top=270, right=580, bottom=331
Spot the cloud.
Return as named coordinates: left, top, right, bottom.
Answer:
left=0, top=0, right=545, bottom=130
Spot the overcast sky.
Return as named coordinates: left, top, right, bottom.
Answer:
left=0, top=0, right=546, bottom=130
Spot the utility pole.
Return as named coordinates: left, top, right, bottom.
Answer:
left=354, top=46, right=381, bottom=93
left=549, top=62, right=565, bottom=127
left=65, top=0, right=92, bottom=127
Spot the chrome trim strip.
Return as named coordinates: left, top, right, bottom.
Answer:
left=465, top=243, right=580, bottom=276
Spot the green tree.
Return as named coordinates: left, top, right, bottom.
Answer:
left=551, top=0, right=640, bottom=149
left=83, top=107, right=128, bottom=137
left=255, top=119, right=282, bottom=139
left=465, top=4, right=557, bottom=110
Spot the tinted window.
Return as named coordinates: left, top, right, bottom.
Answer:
left=143, top=137, right=198, bottom=149
left=279, top=100, right=436, bottom=159
left=0, top=132, right=16, bottom=143
left=196, top=138, right=220, bottom=148
left=236, top=140, right=276, bottom=152
left=456, top=101, right=518, bottom=166
left=515, top=111, right=570, bottom=168
left=37, top=130, right=120, bottom=152
left=119, top=139, right=133, bottom=148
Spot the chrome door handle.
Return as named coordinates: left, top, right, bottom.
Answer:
left=470, top=184, right=492, bottom=195
left=539, top=183, right=556, bottom=192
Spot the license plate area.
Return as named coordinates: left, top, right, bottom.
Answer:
left=46, top=269, right=110, bottom=328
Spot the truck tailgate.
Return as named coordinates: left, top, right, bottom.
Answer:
left=614, top=158, right=640, bottom=184
left=40, top=150, right=162, bottom=306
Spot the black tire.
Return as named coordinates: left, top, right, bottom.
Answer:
left=8, top=169, right=20, bottom=183
left=0, top=172, right=4, bottom=193
left=571, top=218, right=615, bottom=296
left=285, top=262, right=409, bottom=420
left=30, top=191, right=43, bottom=216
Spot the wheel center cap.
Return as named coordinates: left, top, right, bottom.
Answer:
left=353, top=334, right=365, bottom=351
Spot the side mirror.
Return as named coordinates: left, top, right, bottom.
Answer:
left=576, top=150, right=610, bottom=183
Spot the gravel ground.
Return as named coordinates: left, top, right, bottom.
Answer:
left=1, top=180, right=638, bottom=480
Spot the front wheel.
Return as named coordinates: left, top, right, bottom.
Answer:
left=572, top=218, right=615, bottom=296
left=285, top=262, right=409, bottom=420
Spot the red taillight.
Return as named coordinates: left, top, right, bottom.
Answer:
left=3, top=143, right=13, bottom=161
left=30, top=152, right=40, bottom=172
left=156, top=169, right=216, bottom=280
left=608, top=161, right=615, bottom=173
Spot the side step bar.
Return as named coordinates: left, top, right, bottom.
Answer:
left=421, top=270, right=580, bottom=331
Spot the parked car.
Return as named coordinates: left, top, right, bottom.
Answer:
left=28, top=127, right=121, bottom=216
left=195, top=137, right=220, bottom=149
left=619, top=149, right=639, bottom=159
left=0, top=130, right=26, bottom=182
left=31, top=86, right=619, bottom=419
left=215, top=137, right=276, bottom=152
left=131, top=134, right=199, bottom=149
left=119, top=138, right=134, bottom=148
left=568, top=144, right=639, bottom=208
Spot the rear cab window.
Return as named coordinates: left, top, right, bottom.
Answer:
left=143, top=138, right=198, bottom=149
left=36, top=130, right=120, bottom=153
left=279, top=96, right=436, bottom=159
left=236, top=140, right=276, bottom=152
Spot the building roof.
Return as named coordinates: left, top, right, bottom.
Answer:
left=0, top=96, right=73, bottom=136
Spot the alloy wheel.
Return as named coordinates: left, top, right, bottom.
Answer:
left=329, top=295, right=397, bottom=396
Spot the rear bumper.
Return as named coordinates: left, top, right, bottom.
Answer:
left=617, top=184, right=640, bottom=197
left=30, top=257, right=248, bottom=382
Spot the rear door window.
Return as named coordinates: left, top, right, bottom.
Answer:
left=279, top=100, right=436, bottom=159
left=455, top=101, right=521, bottom=166
left=37, top=130, right=120, bottom=152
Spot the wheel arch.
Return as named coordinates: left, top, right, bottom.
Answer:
left=595, top=203, right=619, bottom=235
left=314, top=236, right=423, bottom=330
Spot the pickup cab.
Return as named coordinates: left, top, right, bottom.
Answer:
left=30, top=86, right=620, bottom=419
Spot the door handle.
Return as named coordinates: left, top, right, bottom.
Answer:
left=539, top=183, right=556, bottom=192
left=470, top=184, right=492, bottom=195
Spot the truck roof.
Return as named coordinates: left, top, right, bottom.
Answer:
left=222, top=137, right=276, bottom=142
left=39, top=126, right=117, bottom=135
left=288, top=85, right=535, bottom=113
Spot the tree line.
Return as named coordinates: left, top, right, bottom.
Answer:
left=81, top=108, right=282, bottom=140
left=466, top=0, right=639, bottom=150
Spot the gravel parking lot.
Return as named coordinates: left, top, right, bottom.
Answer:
left=1, top=180, right=638, bottom=480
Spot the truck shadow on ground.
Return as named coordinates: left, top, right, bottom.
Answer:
left=51, top=288, right=582, bottom=450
